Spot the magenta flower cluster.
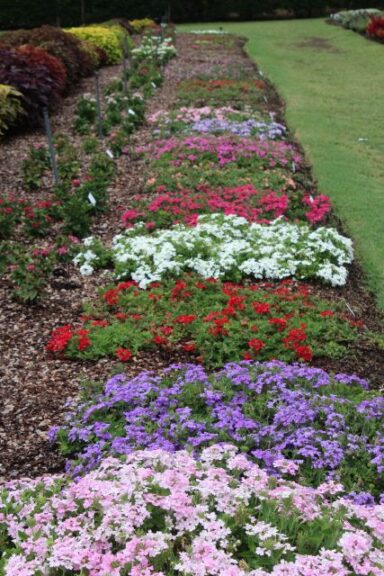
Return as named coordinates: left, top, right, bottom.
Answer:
left=137, top=135, right=302, bottom=168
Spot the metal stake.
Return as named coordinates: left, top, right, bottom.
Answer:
left=122, top=54, right=128, bottom=94
left=43, top=107, right=60, bottom=185
left=122, top=36, right=130, bottom=95
left=94, top=71, right=103, bottom=139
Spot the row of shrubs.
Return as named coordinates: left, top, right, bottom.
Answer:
left=329, top=8, right=384, bottom=40
left=0, top=22, right=132, bottom=132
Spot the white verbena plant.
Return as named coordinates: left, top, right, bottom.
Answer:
left=73, top=214, right=353, bottom=288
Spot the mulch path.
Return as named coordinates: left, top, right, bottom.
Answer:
left=0, top=34, right=383, bottom=481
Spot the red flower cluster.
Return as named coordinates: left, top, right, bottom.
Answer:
left=367, top=16, right=384, bottom=40
left=46, top=277, right=357, bottom=368
left=46, top=324, right=73, bottom=352
left=46, top=325, right=92, bottom=353
left=283, top=327, right=313, bottom=362
left=116, top=348, right=133, bottom=362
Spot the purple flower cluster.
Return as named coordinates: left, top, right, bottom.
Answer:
left=52, top=361, right=384, bottom=500
left=191, top=118, right=286, bottom=139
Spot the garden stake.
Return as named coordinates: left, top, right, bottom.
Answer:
left=161, top=21, right=166, bottom=41
left=43, top=107, right=60, bottom=185
left=122, top=53, right=128, bottom=95
left=122, top=36, right=130, bottom=95
left=94, top=71, right=104, bottom=139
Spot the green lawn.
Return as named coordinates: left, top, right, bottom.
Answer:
left=178, top=19, right=384, bottom=309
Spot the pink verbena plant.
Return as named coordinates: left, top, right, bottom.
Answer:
left=120, top=185, right=331, bottom=229
left=1, top=445, right=383, bottom=575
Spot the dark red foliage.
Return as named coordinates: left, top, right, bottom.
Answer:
left=94, top=46, right=109, bottom=67
left=0, top=48, right=57, bottom=125
left=1, top=26, right=95, bottom=87
left=367, top=16, right=384, bottom=41
left=17, top=45, right=67, bottom=96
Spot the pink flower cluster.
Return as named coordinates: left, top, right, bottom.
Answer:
left=137, top=135, right=302, bottom=168
left=120, top=185, right=331, bottom=229
left=1, top=445, right=383, bottom=576
left=148, top=106, right=247, bottom=124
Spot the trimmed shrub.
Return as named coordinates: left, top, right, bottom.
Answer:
left=1, top=26, right=94, bottom=87
left=0, top=48, right=57, bottom=124
left=330, top=8, right=383, bottom=28
left=17, top=45, right=67, bottom=95
left=80, top=40, right=108, bottom=68
left=66, top=25, right=124, bottom=64
left=0, top=84, right=25, bottom=135
left=128, top=18, right=157, bottom=33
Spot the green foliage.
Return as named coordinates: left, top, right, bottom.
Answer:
left=73, top=95, right=97, bottom=134
left=66, top=25, right=124, bottom=65
left=0, top=84, right=25, bottom=135
left=22, top=146, right=51, bottom=190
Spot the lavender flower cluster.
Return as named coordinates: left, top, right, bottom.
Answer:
left=52, top=361, right=384, bottom=500
left=191, top=118, right=286, bottom=139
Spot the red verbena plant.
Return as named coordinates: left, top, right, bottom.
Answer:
left=46, top=276, right=358, bottom=368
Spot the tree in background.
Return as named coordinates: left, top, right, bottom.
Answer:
left=0, top=0, right=383, bottom=28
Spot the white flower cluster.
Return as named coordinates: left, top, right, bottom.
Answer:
left=81, top=93, right=96, bottom=103
left=73, top=237, right=100, bottom=276
left=188, top=29, right=230, bottom=34
left=74, top=215, right=353, bottom=288
left=131, top=36, right=177, bottom=63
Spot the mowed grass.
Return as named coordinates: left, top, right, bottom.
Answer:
left=178, top=20, right=384, bottom=309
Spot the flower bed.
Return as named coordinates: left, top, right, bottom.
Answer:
left=1, top=445, right=383, bottom=576
left=330, top=8, right=383, bottom=29
left=3, top=30, right=383, bottom=571
left=46, top=276, right=358, bottom=366
left=53, top=362, right=384, bottom=500
left=73, top=214, right=353, bottom=287
left=138, top=135, right=304, bottom=191
left=120, top=184, right=331, bottom=229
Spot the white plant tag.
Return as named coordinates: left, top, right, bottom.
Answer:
left=106, top=149, right=114, bottom=159
left=88, top=193, right=97, bottom=206
left=128, top=108, right=136, bottom=116
left=345, top=302, right=356, bottom=317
